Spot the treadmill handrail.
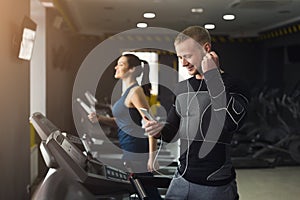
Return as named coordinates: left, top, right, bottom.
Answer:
left=30, top=112, right=60, bottom=141
left=40, top=141, right=58, bottom=168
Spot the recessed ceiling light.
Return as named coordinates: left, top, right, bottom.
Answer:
left=40, top=2, right=54, bottom=7
left=191, top=8, right=204, bottom=13
left=137, top=22, right=148, bottom=28
left=204, top=24, right=215, bottom=30
left=40, top=0, right=54, bottom=7
left=223, top=14, right=235, bottom=21
left=143, top=12, right=156, bottom=19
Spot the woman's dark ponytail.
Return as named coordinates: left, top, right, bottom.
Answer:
left=122, top=54, right=152, bottom=97
left=140, top=60, right=152, bottom=97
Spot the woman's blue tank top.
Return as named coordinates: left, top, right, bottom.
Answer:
left=112, top=83, right=149, bottom=158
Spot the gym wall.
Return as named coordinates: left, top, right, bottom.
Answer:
left=45, top=9, right=99, bottom=135
left=0, top=0, right=30, bottom=199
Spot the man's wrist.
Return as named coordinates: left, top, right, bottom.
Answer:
left=204, top=68, right=225, bottom=98
left=203, top=68, right=219, bottom=79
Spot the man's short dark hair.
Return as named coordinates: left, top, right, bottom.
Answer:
left=174, top=26, right=211, bottom=46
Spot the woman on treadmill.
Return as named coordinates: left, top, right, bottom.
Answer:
left=88, top=54, right=161, bottom=199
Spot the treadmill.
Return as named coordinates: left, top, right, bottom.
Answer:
left=30, top=112, right=171, bottom=199
left=30, top=112, right=135, bottom=199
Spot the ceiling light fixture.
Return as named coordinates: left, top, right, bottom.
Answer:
left=204, top=24, right=215, bottom=30
left=143, top=12, right=156, bottom=19
left=39, top=0, right=54, bottom=7
left=137, top=22, right=148, bottom=28
left=223, top=14, right=235, bottom=21
left=191, top=8, right=204, bottom=13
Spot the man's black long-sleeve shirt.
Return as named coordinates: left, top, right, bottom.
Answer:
left=161, top=68, right=249, bottom=186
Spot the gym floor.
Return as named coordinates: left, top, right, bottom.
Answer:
left=236, top=166, right=300, bottom=200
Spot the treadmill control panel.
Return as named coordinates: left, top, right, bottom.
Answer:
left=105, top=166, right=129, bottom=181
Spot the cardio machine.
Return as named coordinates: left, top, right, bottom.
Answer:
left=30, top=112, right=171, bottom=200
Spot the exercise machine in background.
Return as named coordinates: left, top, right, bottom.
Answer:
left=231, top=86, right=300, bottom=168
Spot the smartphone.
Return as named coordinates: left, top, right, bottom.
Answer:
left=139, top=108, right=155, bottom=121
